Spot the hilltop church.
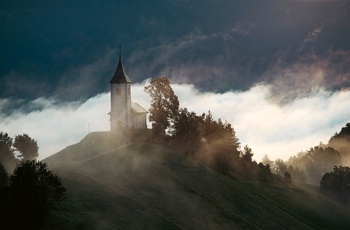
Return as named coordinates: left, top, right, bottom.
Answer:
left=109, top=50, right=147, bottom=131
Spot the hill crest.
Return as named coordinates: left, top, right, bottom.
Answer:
left=44, top=131, right=350, bottom=229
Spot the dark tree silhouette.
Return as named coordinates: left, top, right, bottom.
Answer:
left=172, top=108, right=201, bottom=138
left=0, top=132, right=17, bottom=173
left=258, top=163, right=273, bottom=183
left=0, top=163, right=8, bottom=188
left=171, top=108, right=203, bottom=154
left=144, top=77, right=179, bottom=136
left=7, top=160, right=66, bottom=229
left=0, top=163, right=10, bottom=228
left=171, top=109, right=243, bottom=178
left=13, top=134, right=39, bottom=160
left=200, top=115, right=241, bottom=176
left=241, top=145, right=253, bottom=162
left=320, top=166, right=350, bottom=203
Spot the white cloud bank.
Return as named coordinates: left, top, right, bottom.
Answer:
left=1, top=81, right=349, bottom=162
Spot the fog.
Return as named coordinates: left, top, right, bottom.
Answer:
left=1, top=79, right=349, bottom=162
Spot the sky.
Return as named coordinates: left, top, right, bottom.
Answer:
left=1, top=0, right=350, bottom=162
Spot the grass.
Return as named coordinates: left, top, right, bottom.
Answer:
left=44, top=131, right=124, bottom=167
left=43, top=131, right=350, bottom=229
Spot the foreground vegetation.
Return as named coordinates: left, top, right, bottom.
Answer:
left=0, top=160, right=66, bottom=229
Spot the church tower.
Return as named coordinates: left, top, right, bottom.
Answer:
left=109, top=47, right=132, bottom=131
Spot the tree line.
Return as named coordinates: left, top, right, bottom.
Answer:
left=261, top=123, right=350, bottom=203
left=0, top=132, right=38, bottom=173
left=145, top=77, right=350, bottom=203
left=0, top=132, right=66, bottom=229
left=144, top=77, right=273, bottom=182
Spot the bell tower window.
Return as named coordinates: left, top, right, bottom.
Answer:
left=116, top=88, right=121, bottom=95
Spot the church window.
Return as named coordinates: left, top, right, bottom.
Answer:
left=128, top=87, right=130, bottom=95
left=116, top=88, right=121, bottom=95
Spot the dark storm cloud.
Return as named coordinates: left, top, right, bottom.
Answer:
left=54, top=47, right=117, bottom=100
left=1, top=0, right=350, bottom=101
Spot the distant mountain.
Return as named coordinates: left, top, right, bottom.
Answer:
left=43, top=130, right=350, bottom=229
left=1, top=0, right=350, bottom=101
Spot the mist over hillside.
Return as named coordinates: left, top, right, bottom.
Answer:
left=42, top=131, right=350, bottom=229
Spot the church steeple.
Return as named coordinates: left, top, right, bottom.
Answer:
left=109, top=45, right=147, bottom=131
left=110, top=45, right=131, bottom=84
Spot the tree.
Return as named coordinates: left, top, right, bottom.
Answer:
left=13, top=133, right=39, bottom=160
left=272, top=159, right=287, bottom=176
left=329, top=123, right=350, bottom=141
left=200, top=115, right=241, bottom=176
left=287, top=165, right=306, bottom=183
left=0, top=163, right=8, bottom=188
left=7, top=160, right=66, bottom=229
left=241, top=145, right=254, bottom=163
left=320, top=166, right=350, bottom=203
left=284, top=172, right=292, bottom=183
left=172, top=108, right=201, bottom=138
left=0, top=132, right=17, bottom=173
left=171, top=108, right=203, bottom=154
left=258, top=163, right=272, bottom=183
left=261, top=154, right=273, bottom=167
left=0, top=163, right=10, bottom=230
left=304, top=146, right=342, bottom=184
left=328, top=123, right=350, bottom=165
left=144, top=77, right=179, bottom=135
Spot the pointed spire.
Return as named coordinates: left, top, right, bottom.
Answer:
left=110, top=44, right=131, bottom=84
left=119, top=43, right=122, bottom=62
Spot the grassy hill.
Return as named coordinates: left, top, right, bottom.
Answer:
left=43, top=131, right=350, bottom=229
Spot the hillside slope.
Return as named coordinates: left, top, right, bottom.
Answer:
left=44, top=131, right=350, bottom=229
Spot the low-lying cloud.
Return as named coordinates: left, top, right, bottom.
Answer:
left=1, top=81, right=349, bottom=162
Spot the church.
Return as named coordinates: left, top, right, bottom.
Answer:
left=109, top=50, right=147, bottom=131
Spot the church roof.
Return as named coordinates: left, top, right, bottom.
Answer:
left=110, top=51, right=132, bottom=84
left=131, top=102, right=148, bottom=114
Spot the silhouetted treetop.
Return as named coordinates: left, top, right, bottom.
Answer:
left=14, top=134, right=39, bottom=160
left=0, top=132, right=17, bottom=173
left=144, top=77, right=179, bottom=136
left=241, top=145, right=254, bottom=163
left=8, top=160, right=66, bottom=228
